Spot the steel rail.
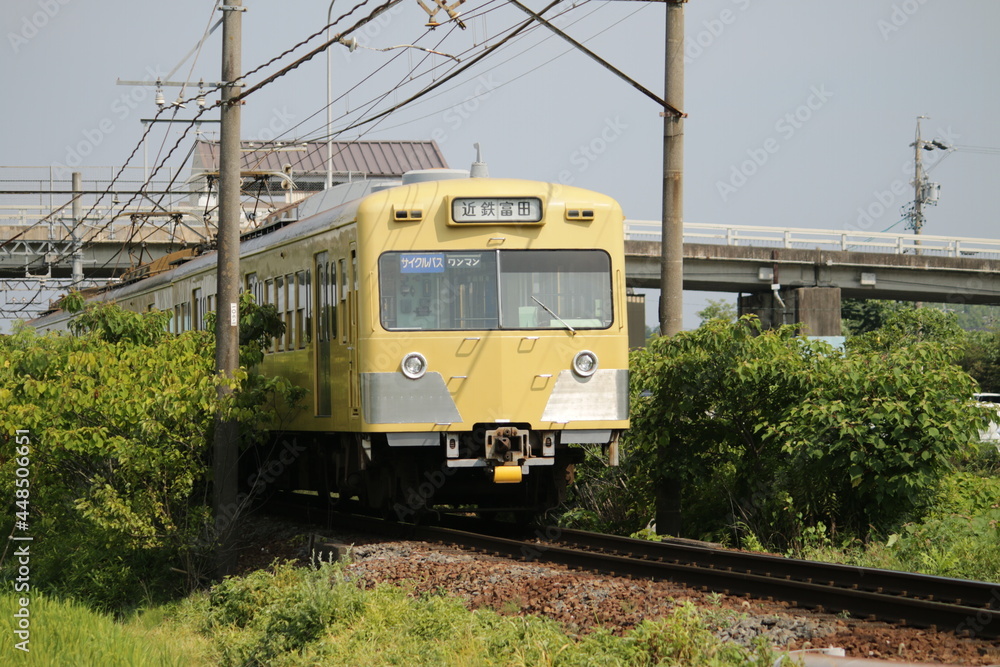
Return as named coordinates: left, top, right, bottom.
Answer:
left=319, top=510, right=1000, bottom=638
left=555, top=527, right=1000, bottom=611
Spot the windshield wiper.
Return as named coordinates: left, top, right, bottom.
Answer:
left=532, top=296, right=576, bottom=335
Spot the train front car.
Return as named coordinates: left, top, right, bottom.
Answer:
left=356, top=175, right=629, bottom=517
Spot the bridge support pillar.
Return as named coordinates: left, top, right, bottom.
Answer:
left=739, top=287, right=842, bottom=336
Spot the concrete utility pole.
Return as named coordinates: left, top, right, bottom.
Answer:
left=660, top=0, right=685, bottom=338
left=656, top=0, right=686, bottom=538
left=911, top=115, right=927, bottom=252
left=326, top=0, right=337, bottom=190
left=907, top=115, right=947, bottom=258
left=214, top=0, right=243, bottom=578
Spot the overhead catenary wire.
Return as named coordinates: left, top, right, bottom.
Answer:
left=21, top=0, right=428, bottom=288
left=6, top=0, right=634, bottom=316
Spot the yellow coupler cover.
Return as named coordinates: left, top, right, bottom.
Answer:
left=493, top=465, right=523, bottom=484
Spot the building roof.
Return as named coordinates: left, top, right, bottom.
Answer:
left=192, top=139, right=449, bottom=179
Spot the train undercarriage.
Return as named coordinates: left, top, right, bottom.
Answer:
left=239, top=427, right=588, bottom=521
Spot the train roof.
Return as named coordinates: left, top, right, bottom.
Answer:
left=31, top=173, right=623, bottom=326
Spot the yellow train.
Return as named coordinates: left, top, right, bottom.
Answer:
left=33, top=168, right=630, bottom=517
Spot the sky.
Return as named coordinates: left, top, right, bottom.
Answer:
left=2, top=0, right=998, bottom=329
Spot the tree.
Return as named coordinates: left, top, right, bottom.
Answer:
left=840, top=299, right=913, bottom=336
left=696, top=298, right=737, bottom=326
left=625, top=317, right=817, bottom=543
left=604, top=312, right=989, bottom=549
left=771, top=339, right=984, bottom=537
left=0, top=295, right=298, bottom=610
left=959, top=329, right=1000, bottom=394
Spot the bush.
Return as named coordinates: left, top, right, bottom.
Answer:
left=0, top=295, right=297, bottom=611
left=576, top=312, right=990, bottom=550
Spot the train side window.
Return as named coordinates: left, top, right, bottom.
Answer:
left=316, top=256, right=327, bottom=342
left=284, top=274, right=295, bottom=351
left=173, top=305, right=181, bottom=334
left=334, top=262, right=337, bottom=340
left=306, top=270, right=312, bottom=344
left=339, top=259, right=347, bottom=302
left=246, top=273, right=258, bottom=303
left=276, top=276, right=286, bottom=351
left=192, top=288, right=203, bottom=331
left=339, top=259, right=347, bottom=342
left=296, top=270, right=308, bottom=348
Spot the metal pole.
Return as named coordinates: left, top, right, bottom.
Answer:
left=912, top=116, right=925, bottom=253
left=326, top=0, right=336, bottom=190
left=71, top=172, right=84, bottom=285
left=214, top=0, right=243, bottom=578
left=660, top=0, right=685, bottom=337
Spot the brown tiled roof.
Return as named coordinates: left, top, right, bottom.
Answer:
left=192, top=139, right=448, bottom=178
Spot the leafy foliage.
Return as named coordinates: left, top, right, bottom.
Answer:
left=840, top=299, right=914, bottom=336
left=621, top=317, right=819, bottom=544
left=585, top=312, right=990, bottom=550
left=771, top=339, right=982, bottom=536
left=696, top=298, right=737, bottom=326
left=0, top=295, right=298, bottom=610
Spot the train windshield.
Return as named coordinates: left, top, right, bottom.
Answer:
left=378, top=249, right=612, bottom=331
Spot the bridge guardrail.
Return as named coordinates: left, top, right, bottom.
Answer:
left=625, top=221, right=1000, bottom=260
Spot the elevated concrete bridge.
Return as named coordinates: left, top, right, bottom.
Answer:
left=624, top=222, right=1000, bottom=335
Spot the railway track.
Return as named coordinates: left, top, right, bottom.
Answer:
left=316, top=509, right=1000, bottom=639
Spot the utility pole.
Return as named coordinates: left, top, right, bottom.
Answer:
left=326, top=0, right=337, bottom=190
left=71, top=172, right=84, bottom=285
left=906, top=115, right=947, bottom=257
left=656, top=0, right=686, bottom=538
left=660, top=0, right=685, bottom=338
left=214, top=0, right=243, bottom=578
left=911, top=115, right=927, bottom=253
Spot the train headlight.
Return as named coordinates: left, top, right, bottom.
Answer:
left=572, top=350, right=598, bottom=377
left=401, top=352, right=428, bottom=379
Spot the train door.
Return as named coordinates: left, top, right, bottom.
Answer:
left=348, top=244, right=360, bottom=417
left=314, top=251, right=332, bottom=417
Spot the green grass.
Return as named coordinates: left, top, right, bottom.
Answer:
left=797, top=470, right=1000, bottom=583
left=0, top=593, right=212, bottom=666
left=0, top=559, right=783, bottom=666
left=167, top=560, right=778, bottom=667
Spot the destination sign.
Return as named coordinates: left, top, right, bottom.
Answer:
left=451, top=197, right=542, bottom=224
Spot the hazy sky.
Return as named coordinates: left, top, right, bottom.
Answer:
left=2, top=0, right=998, bottom=328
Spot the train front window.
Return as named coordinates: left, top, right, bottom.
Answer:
left=379, top=251, right=499, bottom=330
left=378, top=250, right=612, bottom=331
left=499, top=250, right=612, bottom=330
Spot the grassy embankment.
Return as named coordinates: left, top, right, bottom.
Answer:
left=2, top=561, right=780, bottom=666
